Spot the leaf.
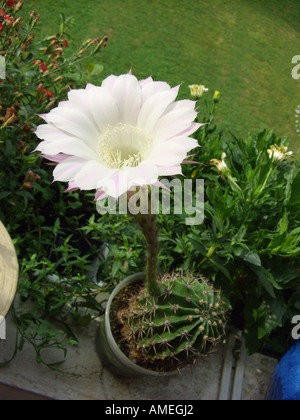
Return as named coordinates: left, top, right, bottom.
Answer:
left=210, top=256, right=232, bottom=280
left=279, top=212, right=289, bottom=235
left=289, top=171, right=300, bottom=208
left=112, top=260, right=122, bottom=277
left=249, top=265, right=281, bottom=298
left=257, top=294, right=286, bottom=339
left=87, top=63, right=104, bottom=76
left=273, top=265, right=300, bottom=285
left=234, top=245, right=261, bottom=266
left=189, top=237, right=207, bottom=257
left=61, top=72, right=82, bottom=81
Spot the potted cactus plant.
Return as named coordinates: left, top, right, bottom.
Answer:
left=35, top=72, right=230, bottom=376
left=96, top=270, right=229, bottom=377
left=94, top=202, right=230, bottom=377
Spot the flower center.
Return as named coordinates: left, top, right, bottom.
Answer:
left=98, top=123, right=152, bottom=169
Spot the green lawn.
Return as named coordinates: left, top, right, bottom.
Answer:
left=24, top=0, right=300, bottom=151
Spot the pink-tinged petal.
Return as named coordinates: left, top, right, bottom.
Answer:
left=37, top=113, right=48, bottom=121
left=94, top=189, right=108, bottom=201
left=85, top=83, right=96, bottom=90
left=103, top=74, right=142, bottom=125
left=178, top=122, right=205, bottom=137
left=100, top=172, right=129, bottom=199
left=40, top=138, right=95, bottom=160
left=138, top=86, right=180, bottom=134
left=145, top=137, right=199, bottom=167
left=57, top=100, right=73, bottom=109
left=152, top=99, right=198, bottom=143
left=182, top=160, right=202, bottom=165
left=35, top=123, right=76, bottom=143
left=140, top=79, right=171, bottom=103
left=53, top=156, right=87, bottom=182
left=127, top=163, right=159, bottom=186
left=99, top=164, right=159, bottom=199
left=74, top=160, right=116, bottom=190
left=138, top=76, right=153, bottom=90
left=44, top=106, right=98, bottom=150
left=157, top=165, right=183, bottom=177
left=101, top=74, right=118, bottom=91
left=42, top=154, right=71, bottom=163
left=152, top=180, right=172, bottom=192
left=64, top=181, right=80, bottom=192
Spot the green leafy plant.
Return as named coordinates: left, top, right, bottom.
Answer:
left=0, top=0, right=111, bottom=367
left=176, top=91, right=300, bottom=355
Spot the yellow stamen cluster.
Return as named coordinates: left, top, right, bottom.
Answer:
left=98, top=122, right=152, bottom=169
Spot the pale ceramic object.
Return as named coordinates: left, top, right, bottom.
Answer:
left=0, top=221, right=18, bottom=316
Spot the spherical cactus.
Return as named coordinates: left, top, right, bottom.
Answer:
left=117, top=273, right=230, bottom=371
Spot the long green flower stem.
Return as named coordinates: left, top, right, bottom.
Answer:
left=134, top=212, right=161, bottom=297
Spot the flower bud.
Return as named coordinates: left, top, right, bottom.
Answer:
left=12, top=16, right=23, bottom=27
left=14, top=0, right=23, bottom=12
left=1, top=113, right=17, bottom=128
left=32, top=14, right=40, bottom=26
left=53, top=76, right=64, bottom=83
left=36, top=83, right=44, bottom=93
left=213, top=90, right=221, bottom=103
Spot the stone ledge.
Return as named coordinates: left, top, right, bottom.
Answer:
left=0, top=311, right=277, bottom=400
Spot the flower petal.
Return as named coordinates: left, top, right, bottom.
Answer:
left=74, top=160, right=116, bottom=190
left=145, top=137, right=199, bottom=166
left=53, top=156, right=87, bottom=182
left=152, top=99, right=197, bottom=144
left=137, top=85, right=179, bottom=134
left=43, top=106, right=99, bottom=150
left=38, top=138, right=95, bottom=160
left=102, top=74, right=142, bottom=125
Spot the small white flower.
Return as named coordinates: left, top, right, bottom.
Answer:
left=188, top=84, right=209, bottom=99
left=35, top=73, right=204, bottom=199
left=210, top=152, right=229, bottom=174
left=267, top=144, right=293, bottom=162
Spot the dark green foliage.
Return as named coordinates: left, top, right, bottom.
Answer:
left=157, top=100, right=300, bottom=356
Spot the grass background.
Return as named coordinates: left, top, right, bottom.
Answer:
left=24, top=0, right=300, bottom=151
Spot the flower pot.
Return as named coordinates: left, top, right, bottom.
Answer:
left=0, top=221, right=19, bottom=317
left=96, top=272, right=176, bottom=378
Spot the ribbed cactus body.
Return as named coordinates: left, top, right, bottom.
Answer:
left=124, top=274, right=229, bottom=366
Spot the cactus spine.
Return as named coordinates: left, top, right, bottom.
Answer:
left=119, top=273, right=230, bottom=370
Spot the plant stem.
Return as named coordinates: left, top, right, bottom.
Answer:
left=134, top=212, right=161, bottom=297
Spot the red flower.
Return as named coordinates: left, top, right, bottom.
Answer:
left=0, top=10, right=13, bottom=22
left=62, top=40, right=69, bottom=48
left=43, top=88, right=54, bottom=98
left=6, top=0, right=17, bottom=6
left=38, top=62, right=48, bottom=72
left=0, top=22, right=3, bottom=30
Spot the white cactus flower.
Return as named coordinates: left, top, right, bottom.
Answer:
left=35, top=73, right=204, bottom=199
